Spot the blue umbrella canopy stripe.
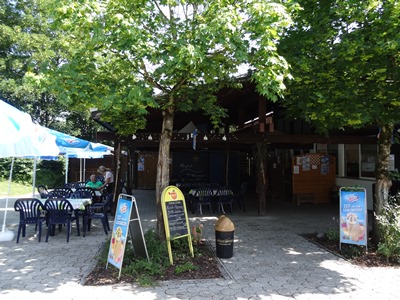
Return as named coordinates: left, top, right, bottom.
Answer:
left=46, top=129, right=113, bottom=158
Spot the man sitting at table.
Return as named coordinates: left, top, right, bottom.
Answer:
left=86, top=174, right=103, bottom=191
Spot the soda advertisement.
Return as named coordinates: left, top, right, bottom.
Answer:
left=339, top=188, right=367, bottom=247
left=107, top=198, right=133, bottom=270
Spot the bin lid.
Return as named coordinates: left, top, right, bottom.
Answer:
left=214, top=215, right=235, bottom=232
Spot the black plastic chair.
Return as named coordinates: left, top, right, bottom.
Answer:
left=48, top=187, right=73, bottom=198
left=76, top=181, right=87, bottom=188
left=37, top=185, right=49, bottom=198
left=193, top=188, right=213, bottom=215
left=70, top=188, right=96, bottom=230
left=84, top=194, right=111, bottom=236
left=44, top=198, right=80, bottom=242
left=75, top=187, right=96, bottom=201
left=14, top=198, right=46, bottom=243
left=217, top=187, right=234, bottom=214
left=64, top=182, right=77, bottom=189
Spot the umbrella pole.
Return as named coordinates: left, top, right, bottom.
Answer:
left=0, top=157, right=15, bottom=242
left=83, top=158, right=86, bottom=182
left=32, top=157, right=37, bottom=197
left=80, top=158, right=83, bottom=182
left=65, top=155, right=69, bottom=184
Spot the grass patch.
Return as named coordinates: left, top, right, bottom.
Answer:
left=0, top=180, right=33, bottom=197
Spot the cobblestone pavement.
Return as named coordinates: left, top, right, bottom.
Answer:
left=1, top=190, right=400, bottom=299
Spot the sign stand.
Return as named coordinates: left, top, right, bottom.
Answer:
left=106, top=193, right=149, bottom=279
left=161, top=186, right=193, bottom=265
left=339, top=187, right=368, bottom=252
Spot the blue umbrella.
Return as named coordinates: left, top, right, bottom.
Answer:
left=44, top=129, right=113, bottom=184
left=46, top=128, right=113, bottom=158
left=0, top=99, right=59, bottom=242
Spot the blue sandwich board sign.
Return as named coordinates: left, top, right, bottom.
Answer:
left=106, top=194, right=149, bottom=279
left=339, top=187, right=368, bottom=251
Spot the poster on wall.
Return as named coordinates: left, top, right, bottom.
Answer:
left=137, top=155, right=144, bottom=171
left=339, top=187, right=368, bottom=250
left=293, top=165, right=299, bottom=174
left=302, top=156, right=310, bottom=171
left=320, top=156, right=330, bottom=175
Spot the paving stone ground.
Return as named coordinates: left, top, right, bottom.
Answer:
left=1, top=190, right=400, bottom=299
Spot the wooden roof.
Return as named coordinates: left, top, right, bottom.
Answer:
left=93, top=81, right=378, bottom=149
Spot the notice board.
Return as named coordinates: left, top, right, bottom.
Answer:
left=161, top=186, right=193, bottom=265
left=292, top=154, right=336, bottom=204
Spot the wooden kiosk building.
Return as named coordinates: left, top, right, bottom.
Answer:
left=92, top=80, right=378, bottom=210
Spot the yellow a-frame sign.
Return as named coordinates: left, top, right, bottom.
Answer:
left=161, top=186, right=194, bottom=265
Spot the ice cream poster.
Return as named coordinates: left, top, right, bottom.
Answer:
left=107, top=198, right=133, bottom=271
left=339, top=188, right=367, bottom=247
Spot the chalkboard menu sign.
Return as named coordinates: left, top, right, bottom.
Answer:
left=161, top=186, right=194, bottom=265
left=166, top=200, right=188, bottom=237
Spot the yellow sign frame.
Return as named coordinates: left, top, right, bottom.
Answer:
left=161, top=185, right=194, bottom=265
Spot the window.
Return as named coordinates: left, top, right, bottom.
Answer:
left=360, top=144, right=377, bottom=178
left=327, top=144, right=338, bottom=175
left=345, top=144, right=359, bottom=177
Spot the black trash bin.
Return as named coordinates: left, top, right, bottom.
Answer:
left=215, top=215, right=235, bottom=258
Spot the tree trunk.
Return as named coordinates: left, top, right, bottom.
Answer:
left=156, top=106, right=174, bottom=239
left=372, top=123, right=393, bottom=241
left=225, top=149, right=230, bottom=186
left=256, top=143, right=268, bottom=215
left=111, top=139, right=121, bottom=216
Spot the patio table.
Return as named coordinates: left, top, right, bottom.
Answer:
left=39, top=198, right=92, bottom=235
left=39, top=198, right=92, bottom=210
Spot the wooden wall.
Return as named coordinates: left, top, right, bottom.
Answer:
left=292, top=154, right=336, bottom=204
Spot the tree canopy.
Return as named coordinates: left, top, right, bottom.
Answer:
left=47, top=0, right=298, bottom=134
left=0, top=0, right=99, bottom=138
left=279, top=0, right=400, bottom=239
left=279, top=0, right=399, bottom=132
left=46, top=0, right=298, bottom=236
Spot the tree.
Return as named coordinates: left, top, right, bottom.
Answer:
left=47, top=0, right=298, bottom=237
left=0, top=0, right=99, bottom=138
left=279, top=0, right=400, bottom=240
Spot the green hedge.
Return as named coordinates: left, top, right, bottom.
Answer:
left=0, top=157, right=65, bottom=188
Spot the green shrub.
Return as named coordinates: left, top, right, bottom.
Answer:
left=0, top=158, right=33, bottom=183
left=175, top=261, right=199, bottom=274
left=121, top=230, right=168, bottom=286
left=326, top=228, right=340, bottom=241
left=0, top=157, right=65, bottom=188
left=36, top=158, right=66, bottom=188
left=376, top=193, right=400, bottom=261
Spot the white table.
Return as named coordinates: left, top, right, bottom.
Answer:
left=40, top=198, right=92, bottom=210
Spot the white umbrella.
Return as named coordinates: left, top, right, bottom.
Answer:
left=0, top=101, right=59, bottom=158
left=0, top=99, right=59, bottom=242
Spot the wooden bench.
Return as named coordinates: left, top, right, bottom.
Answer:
left=295, top=193, right=316, bottom=205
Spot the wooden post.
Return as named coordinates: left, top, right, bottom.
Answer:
left=258, top=96, right=266, bottom=133
left=256, top=142, right=268, bottom=215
